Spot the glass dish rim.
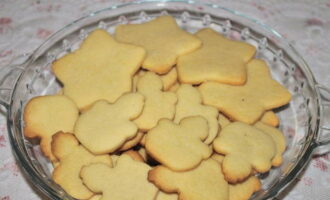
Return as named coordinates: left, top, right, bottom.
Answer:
left=5, top=0, right=322, bottom=199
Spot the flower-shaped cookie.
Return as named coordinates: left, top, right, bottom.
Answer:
left=199, top=59, right=291, bottom=124
left=148, top=159, right=229, bottom=200
left=24, top=95, right=79, bottom=161
left=51, top=132, right=112, bottom=199
left=175, top=84, right=219, bottom=144
left=177, top=28, right=256, bottom=85
left=115, top=16, right=202, bottom=74
left=134, top=72, right=177, bottom=131
left=213, top=122, right=276, bottom=183
left=81, top=155, right=158, bottom=200
left=145, top=116, right=212, bottom=171
left=74, top=93, right=144, bottom=154
left=52, top=29, right=146, bottom=110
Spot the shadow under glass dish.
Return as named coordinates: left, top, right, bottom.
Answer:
left=1, top=1, right=330, bottom=200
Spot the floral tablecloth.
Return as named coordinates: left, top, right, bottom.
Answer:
left=0, top=0, right=329, bottom=199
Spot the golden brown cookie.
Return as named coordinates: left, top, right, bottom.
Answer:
left=177, top=28, right=256, bottom=85
left=74, top=93, right=144, bottom=154
left=24, top=95, right=79, bottom=161
left=260, top=111, right=279, bottom=127
left=148, top=159, right=229, bottom=200
left=81, top=155, right=158, bottom=200
left=115, top=16, right=201, bottom=74
left=52, top=29, right=146, bottom=109
left=51, top=132, right=112, bottom=199
left=145, top=116, right=211, bottom=171
left=199, top=59, right=291, bottom=124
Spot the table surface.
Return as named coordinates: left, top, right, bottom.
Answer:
left=0, top=0, right=330, bottom=200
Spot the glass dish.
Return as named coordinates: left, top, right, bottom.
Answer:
left=0, top=0, right=329, bottom=199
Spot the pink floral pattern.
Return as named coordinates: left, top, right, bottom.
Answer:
left=0, top=0, right=330, bottom=199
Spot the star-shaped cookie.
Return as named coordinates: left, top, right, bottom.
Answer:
left=177, top=28, right=256, bottom=85
left=52, top=29, right=146, bottom=110
left=199, top=59, right=291, bottom=124
left=115, top=16, right=202, bottom=74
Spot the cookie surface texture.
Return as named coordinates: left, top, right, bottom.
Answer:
left=24, top=95, right=79, bottom=161
left=52, top=29, right=146, bottom=109
left=134, top=72, right=177, bottom=131
left=199, top=59, right=291, bottom=124
left=51, top=132, right=112, bottom=199
left=81, top=155, right=158, bottom=200
left=254, top=122, right=286, bottom=166
left=115, top=16, right=202, bottom=74
left=145, top=116, right=211, bottom=171
left=213, top=122, right=276, bottom=183
left=175, top=84, right=219, bottom=144
left=74, top=93, right=144, bottom=154
left=148, top=159, right=229, bottom=200
left=177, top=28, right=256, bottom=85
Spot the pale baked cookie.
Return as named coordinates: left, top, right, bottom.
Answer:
left=24, top=95, right=79, bottom=161
left=218, top=113, right=231, bottom=128
left=134, top=72, right=177, bottom=131
left=148, top=159, right=229, bottom=200
left=81, top=155, right=158, bottom=200
left=254, top=122, right=286, bottom=167
left=52, top=29, right=146, bottom=110
left=211, top=153, right=225, bottom=164
left=160, top=68, right=178, bottom=91
left=155, top=191, right=178, bottom=200
left=229, top=176, right=261, bottom=200
left=177, top=28, right=256, bottom=85
left=74, top=93, right=144, bottom=154
left=118, top=131, right=144, bottom=151
left=89, top=195, right=102, bottom=200
left=168, top=82, right=180, bottom=92
left=122, top=150, right=145, bottom=163
left=174, top=84, right=219, bottom=144
left=199, top=59, right=291, bottom=124
left=115, top=16, right=202, bottom=74
left=51, top=132, right=112, bottom=199
left=145, top=116, right=211, bottom=171
left=132, top=70, right=147, bottom=92
left=213, top=122, right=276, bottom=183
left=260, top=111, right=279, bottom=127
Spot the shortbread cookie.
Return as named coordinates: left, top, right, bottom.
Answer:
left=118, top=131, right=144, bottom=151
left=199, top=59, right=291, bottom=124
left=213, top=122, right=276, bottom=183
left=140, top=134, right=147, bottom=146
left=160, top=68, right=178, bottom=90
left=52, top=29, right=146, bottom=109
left=123, top=150, right=145, bottom=162
left=168, top=82, right=180, bottom=92
left=115, top=16, right=202, bottom=74
left=81, top=155, right=158, bottom=200
left=260, top=111, right=279, bottom=127
left=134, top=72, right=177, bottom=131
left=74, top=93, right=144, bottom=154
left=148, top=159, right=229, bottom=200
left=175, top=84, right=219, bottom=144
left=229, top=176, right=261, bottom=200
left=155, top=191, right=178, bottom=200
left=51, top=132, right=112, bottom=199
left=218, top=113, right=231, bottom=128
left=145, top=116, right=211, bottom=171
left=254, top=122, right=286, bottom=166
left=24, top=95, right=79, bottom=161
left=177, top=28, right=256, bottom=85
left=89, top=195, right=102, bottom=200
left=132, top=70, right=147, bottom=92
left=211, top=153, right=225, bottom=164
left=138, top=148, right=148, bottom=162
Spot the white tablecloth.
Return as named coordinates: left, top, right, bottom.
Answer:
left=0, top=0, right=329, bottom=199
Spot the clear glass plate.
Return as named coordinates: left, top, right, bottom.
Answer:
left=0, top=1, right=329, bottom=199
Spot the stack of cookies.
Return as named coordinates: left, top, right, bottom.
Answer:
left=23, top=15, right=291, bottom=200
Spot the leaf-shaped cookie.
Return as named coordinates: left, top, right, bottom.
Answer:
left=81, top=155, right=158, bottom=200
left=74, top=93, right=144, bottom=154
left=177, top=28, right=256, bottom=85
left=213, top=122, right=276, bottom=183
left=24, top=95, right=79, bottom=161
left=52, top=29, right=146, bottom=110
left=51, top=132, right=112, bottom=199
left=145, top=116, right=211, bottom=171
left=134, top=72, right=177, bottom=131
left=148, top=159, right=229, bottom=200
left=175, top=84, right=219, bottom=144
left=199, top=59, right=291, bottom=124
left=115, top=16, right=202, bottom=74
